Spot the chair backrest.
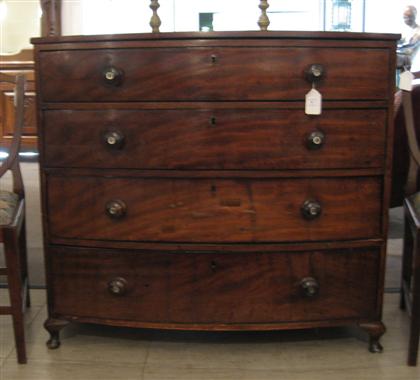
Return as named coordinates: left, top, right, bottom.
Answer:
left=402, top=95, right=419, bottom=197
left=0, top=73, right=26, bottom=198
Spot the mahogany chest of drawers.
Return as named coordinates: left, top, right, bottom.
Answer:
left=32, top=31, right=398, bottom=351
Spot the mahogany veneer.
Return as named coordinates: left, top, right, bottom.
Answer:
left=31, top=31, right=398, bottom=351
left=43, top=108, right=386, bottom=169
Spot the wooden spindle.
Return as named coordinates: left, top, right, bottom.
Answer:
left=40, top=0, right=62, bottom=37
left=258, top=0, right=270, bottom=31
left=150, top=0, right=161, bottom=33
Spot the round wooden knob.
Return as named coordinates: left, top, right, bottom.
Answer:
left=105, top=200, right=127, bottom=219
left=306, top=131, right=325, bottom=150
left=108, top=277, right=128, bottom=296
left=104, top=130, right=125, bottom=149
left=305, top=64, right=325, bottom=83
left=301, top=200, right=322, bottom=220
left=103, top=66, right=124, bottom=86
left=300, top=277, right=319, bottom=297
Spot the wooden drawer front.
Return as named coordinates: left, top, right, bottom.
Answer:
left=47, top=176, right=382, bottom=243
left=39, top=47, right=389, bottom=102
left=50, top=247, right=379, bottom=323
left=43, top=109, right=386, bottom=170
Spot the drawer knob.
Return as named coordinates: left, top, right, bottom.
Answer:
left=105, top=200, right=127, bottom=219
left=104, top=130, right=125, bottom=149
left=108, top=277, right=128, bottom=296
left=300, top=277, right=319, bottom=298
left=306, top=131, right=325, bottom=150
left=305, top=64, right=325, bottom=83
left=103, top=67, right=124, bottom=85
left=301, top=200, right=322, bottom=220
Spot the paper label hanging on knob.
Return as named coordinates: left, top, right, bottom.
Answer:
left=399, top=70, right=415, bottom=91
left=305, top=88, right=322, bottom=115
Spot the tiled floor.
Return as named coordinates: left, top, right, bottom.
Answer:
left=0, top=290, right=420, bottom=380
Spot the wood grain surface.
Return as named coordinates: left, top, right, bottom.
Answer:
left=46, top=175, right=382, bottom=243
left=49, top=246, right=379, bottom=324
left=39, top=47, right=389, bottom=102
left=43, top=108, right=386, bottom=170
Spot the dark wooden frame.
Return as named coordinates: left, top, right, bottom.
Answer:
left=0, top=73, right=30, bottom=364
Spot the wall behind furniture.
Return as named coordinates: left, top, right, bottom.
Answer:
left=0, top=0, right=40, bottom=54
left=60, top=0, right=420, bottom=35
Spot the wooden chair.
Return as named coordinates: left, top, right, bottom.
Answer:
left=0, top=73, right=30, bottom=364
left=398, top=71, right=420, bottom=366
left=391, top=72, right=420, bottom=207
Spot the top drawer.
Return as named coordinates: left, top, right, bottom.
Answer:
left=39, top=47, right=390, bottom=102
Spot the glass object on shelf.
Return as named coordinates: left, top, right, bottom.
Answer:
left=325, top=0, right=363, bottom=32
left=0, top=0, right=41, bottom=54
left=331, top=0, right=352, bottom=31
left=199, top=13, right=214, bottom=32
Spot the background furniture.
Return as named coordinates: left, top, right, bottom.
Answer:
left=32, top=31, right=398, bottom=351
left=403, top=191, right=420, bottom=366
left=0, top=0, right=61, bottom=155
left=398, top=73, right=420, bottom=366
left=0, top=73, right=30, bottom=364
left=0, top=50, right=36, bottom=152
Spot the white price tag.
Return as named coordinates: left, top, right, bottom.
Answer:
left=399, top=70, right=415, bottom=91
left=305, top=88, right=322, bottom=115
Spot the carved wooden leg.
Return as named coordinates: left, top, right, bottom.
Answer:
left=359, top=321, right=386, bottom=353
left=44, top=318, right=70, bottom=349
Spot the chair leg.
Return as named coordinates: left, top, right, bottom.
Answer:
left=3, top=228, right=27, bottom=364
left=18, top=218, right=30, bottom=308
left=401, top=212, right=413, bottom=310
left=408, top=231, right=420, bottom=366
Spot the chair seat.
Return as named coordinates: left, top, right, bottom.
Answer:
left=0, top=190, right=18, bottom=226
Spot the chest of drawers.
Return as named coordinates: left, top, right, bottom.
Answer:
left=32, top=31, right=398, bottom=351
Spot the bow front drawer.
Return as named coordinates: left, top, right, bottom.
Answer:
left=38, top=47, right=389, bottom=102
left=50, top=246, right=379, bottom=324
left=43, top=108, right=386, bottom=170
left=47, top=175, right=382, bottom=243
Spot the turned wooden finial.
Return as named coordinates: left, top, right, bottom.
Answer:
left=150, top=0, right=161, bottom=33
left=258, top=0, right=270, bottom=31
left=40, top=0, right=61, bottom=36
